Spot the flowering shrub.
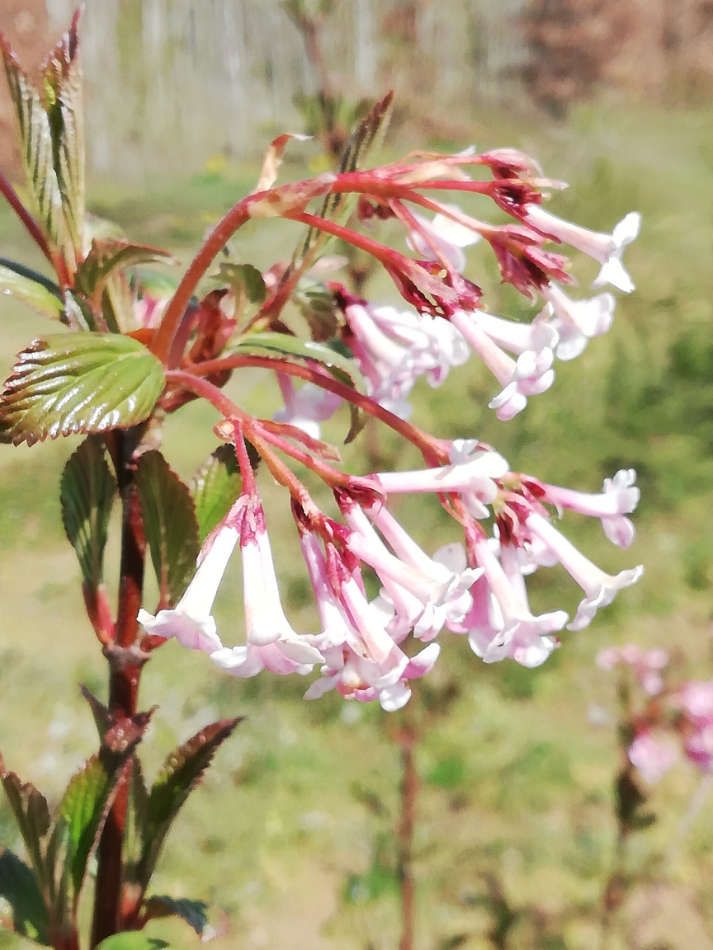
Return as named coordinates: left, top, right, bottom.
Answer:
left=0, top=13, right=643, bottom=949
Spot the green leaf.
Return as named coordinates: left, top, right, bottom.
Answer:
left=1, top=12, right=85, bottom=274
left=60, top=437, right=116, bottom=589
left=136, top=719, right=241, bottom=890
left=0, top=850, right=50, bottom=943
left=214, top=262, right=266, bottom=305
left=294, top=279, right=339, bottom=341
left=136, top=451, right=200, bottom=605
left=0, top=331, right=165, bottom=446
left=58, top=755, right=126, bottom=909
left=1, top=772, right=51, bottom=884
left=0, top=263, right=63, bottom=320
left=233, top=331, right=363, bottom=387
left=96, top=936, right=168, bottom=950
left=74, top=239, right=175, bottom=332
left=191, top=444, right=242, bottom=541
left=142, top=895, right=208, bottom=936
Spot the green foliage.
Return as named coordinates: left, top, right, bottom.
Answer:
left=60, top=437, right=116, bottom=589
left=0, top=850, right=49, bottom=944
left=142, top=894, right=208, bottom=936
left=58, top=756, right=124, bottom=911
left=136, top=450, right=200, bottom=605
left=213, top=262, right=266, bottom=306
left=1, top=12, right=84, bottom=274
left=0, top=263, right=63, bottom=321
left=131, top=719, right=241, bottom=894
left=74, top=239, right=174, bottom=331
left=191, top=443, right=242, bottom=542
left=0, top=746, right=135, bottom=943
left=0, top=332, right=165, bottom=445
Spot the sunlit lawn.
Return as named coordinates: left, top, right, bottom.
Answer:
left=1, top=100, right=713, bottom=948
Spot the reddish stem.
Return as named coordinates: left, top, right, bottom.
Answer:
left=91, top=431, right=147, bottom=948
left=0, top=170, right=54, bottom=265
left=396, top=723, right=418, bottom=950
left=179, top=356, right=443, bottom=463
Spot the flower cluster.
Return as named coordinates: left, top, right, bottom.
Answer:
left=139, top=139, right=645, bottom=710
left=597, top=647, right=713, bottom=781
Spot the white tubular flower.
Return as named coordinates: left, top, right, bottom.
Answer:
left=524, top=205, right=641, bottom=293
left=452, top=537, right=567, bottom=668
left=406, top=204, right=480, bottom=271
left=209, top=498, right=323, bottom=677
left=541, top=283, right=615, bottom=360
left=374, top=439, right=508, bottom=500
left=274, top=375, right=341, bottom=439
left=539, top=469, right=640, bottom=548
left=137, top=522, right=237, bottom=654
left=451, top=310, right=554, bottom=420
left=525, top=512, right=643, bottom=631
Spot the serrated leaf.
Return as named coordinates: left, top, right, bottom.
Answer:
left=60, top=437, right=116, bottom=589
left=142, top=895, right=208, bottom=936
left=1, top=12, right=84, bottom=276
left=191, top=443, right=242, bottom=541
left=1, top=772, right=51, bottom=884
left=58, top=755, right=125, bottom=909
left=0, top=331, right=165, bottom=446
left=75, top=239, right=175, bottom=331
left=96, top=936, right=168, bottom=950
left=136, top=719, right=241, bottom=890
left=0, top=262, right=63, bottom=319
left=0, top=850, right=50, bottom=943
left=136, top=451, right=200, bottom=605
left=214, top=261, right=266, bottom=305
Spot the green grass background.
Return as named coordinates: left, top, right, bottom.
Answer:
left=1, top=100, right=713, bottom=948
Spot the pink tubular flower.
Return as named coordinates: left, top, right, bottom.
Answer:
left=628, top=730, right=678, bottom=783
left=274, top=375, right=341, bottom=438
left=541, top=283, right=615, bottom=360
left=596, top=644, right=669, bottom=695
left=299, top=529, right=439, bottom=710
left=137, top=521, right=237, bottom=653
left=678, top=681, right=713, bottom=726
left=536, top=469, right=640, bottom=548
left=451, top=536, right=567, bottom=667
left=523, top=206, right=641, bottom=293
left=525, top=512, right=643, bottom=630
left=451, top=309, right=554, bottom=420
left=209, top=496, right=323, bottom=678
left=406, top=205, right=480, bottom=271
left=340, top=499, right=480, bottom=641
left=342, top=299, right=468, bottom=416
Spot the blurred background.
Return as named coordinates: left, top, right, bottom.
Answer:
left=1, top=2, right=712, bottom=948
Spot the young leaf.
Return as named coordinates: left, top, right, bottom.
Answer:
left=96, top=936, right=168, bottom=950
left=60, top=438, right=116, bottom=590
left=141, top=895, right=208, bottom=936
left=214, top=262, right=266, bottom=306
left=58, top=755, right=128, bottom=910
left=135, top=451, right=200, bottom=605
left=191, top=443, right=242, bottom=541
left=0, top=771, right=51, bottom=884
left=135, top=719, right=241, bottom=891
left=233, top=331, right=364, bottom=390
left=0, top=850, right=50, bottom=944
left=0, top=263, right=63, bottom=320
left=1, top=12, right=85, bottom=276
left=0, top=331, right=165, bottom=446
